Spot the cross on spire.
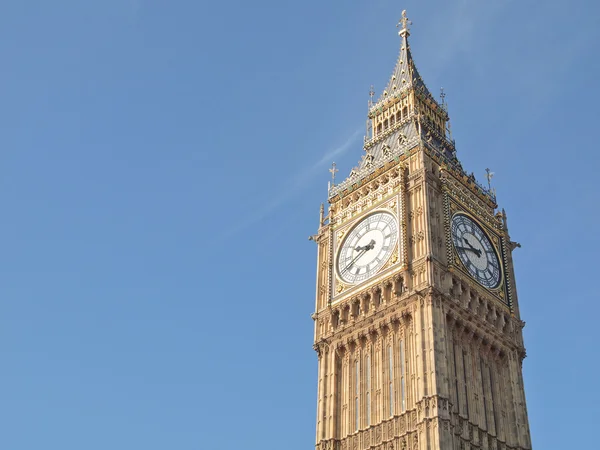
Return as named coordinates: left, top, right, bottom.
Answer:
left=397, top=10, right=411, bottom=36
left=485, top=168, right=495, bottom=190
left=440, top=87, right=449, bottom=113
left=329, top=162, right=339, bottom=185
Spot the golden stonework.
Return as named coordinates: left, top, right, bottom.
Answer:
left=312, top=12, right=530, bottom=450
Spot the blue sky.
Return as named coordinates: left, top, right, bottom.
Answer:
left=1, top=1, right=599, bottom=449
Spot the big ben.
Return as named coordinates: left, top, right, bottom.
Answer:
left=311, top=11, right=532, bottom=450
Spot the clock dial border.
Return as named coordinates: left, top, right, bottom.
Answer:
left=450, top=213, right=502, bottom=290
left=335, top=210, right=399, bottom=286
left=443, top=193, right=511, bottom=308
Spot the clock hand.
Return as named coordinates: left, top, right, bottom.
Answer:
left=344, top=240, right=377, bottom=272
left=462, top=237, right=482, bottom=255
left=355, top=239, right=376, bottom=252
left=342, top=249, right=367, bottom=273
left=455, top=245, right=482, bottom=257
left=462, top=237, right=475, bottom=247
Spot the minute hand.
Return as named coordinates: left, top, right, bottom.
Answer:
left=342, top=249, right=367, bottom=273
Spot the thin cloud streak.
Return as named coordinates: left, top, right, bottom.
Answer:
left=312, top=127, right=364, bottom=170
left=220, top=127, right=363, bottom=238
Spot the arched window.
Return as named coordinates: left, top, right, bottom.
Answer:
left=355, top=359, right=360, bottom=432
left=400, top=339, right=406, bottom=412
left=388, top=345, right=394, bottom=417
left=366, top=354, right=371, bottom=426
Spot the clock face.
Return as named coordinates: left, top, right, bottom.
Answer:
left=451, top=214, right=501, bottom=289
left=337, top=211, right=398, bottom=285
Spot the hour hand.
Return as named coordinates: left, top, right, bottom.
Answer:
left=355, top=239, right=376, bottom=252
left=455, top=245, right=482, bottom=257
left=462, top=238, right=481, bottom=256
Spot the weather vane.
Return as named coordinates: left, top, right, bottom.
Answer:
left=330, top=162, right=339, bottom=185
left=397, top=10, right=411, bottom=34
left=485, top=168, right=494, bottom=190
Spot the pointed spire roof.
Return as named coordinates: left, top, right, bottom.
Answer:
left=329, top=10, right=467, bottom=201
left=374, top=10, right=437, bottom=107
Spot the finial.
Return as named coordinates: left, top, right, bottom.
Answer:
left=329, top=162, right=339, bottom=185
left=369, top=85, right=375, bottom=108
left=397, top=10, right=411, bottom=36
left=319, top=203, right=325, bottom=227
left=440, top=87, right=447, bottom=110
left=485, top=168, right=495, bottom=191
left=441, top=87, right=453, bottom=139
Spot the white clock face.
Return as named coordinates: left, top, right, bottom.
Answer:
left=451, top=214, right=501, bottom=289
left=337, top=211, right=398, bottom=284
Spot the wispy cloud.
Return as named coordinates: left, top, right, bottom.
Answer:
left=220, top=127, right=363, bottom=238
left=311, top=127, right=364, bottom=170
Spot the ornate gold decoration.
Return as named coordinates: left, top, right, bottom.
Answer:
left=336, top=282, right=345, bottom=294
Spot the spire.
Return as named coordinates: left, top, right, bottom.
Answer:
left=329, top=10, right=456, bottom=201
left=375, top=10, right=436, bottom=106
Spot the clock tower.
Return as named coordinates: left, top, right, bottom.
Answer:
left=311, top=11, right=532, bottom=450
